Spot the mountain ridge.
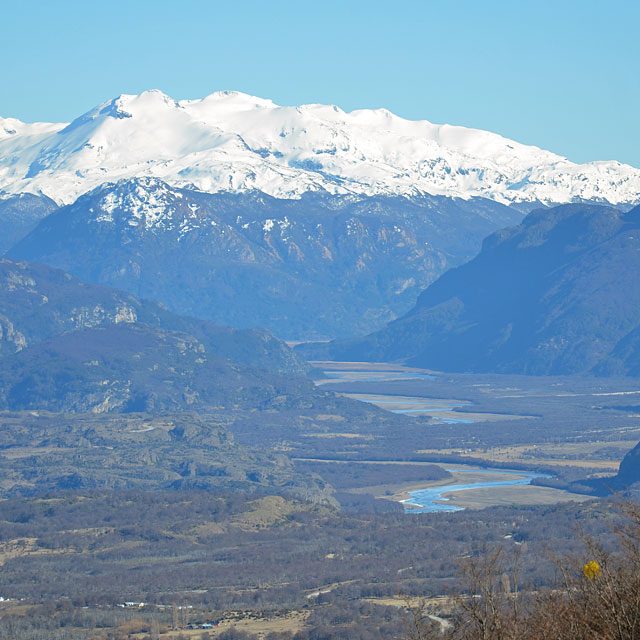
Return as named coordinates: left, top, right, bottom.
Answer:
left=7, top=178, right=522, bottom=339
left=298, top=202, right=640, bottom=375
left=0, top=257, right=310, bottom=376
left=0, top=192, right=58, bottom=253
left=0, top=322, right=313, bottom=414
left=2, top=89, right=639, bottom=206
left=7, top=172, right=522, bottom=339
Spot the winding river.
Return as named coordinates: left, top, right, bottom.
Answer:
left=311, top=362, right=588, bottom=514
left=318, top=364, right=476, bottom=423
left=402, top=468, right=548, bottom=513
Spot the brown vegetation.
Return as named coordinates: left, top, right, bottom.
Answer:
left=406, top=501, right=640, bottom=639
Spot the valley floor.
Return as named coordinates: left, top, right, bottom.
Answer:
left=1, top=361, right=638, bottom=639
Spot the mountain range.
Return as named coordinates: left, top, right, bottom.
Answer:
left=299, top=203, right=640, bottom=375
left=2, top=90, right=640, bottom=508
left=3, top=90, right=640, bottom=361
left=0, top=257, right=333, bottom=413
left=6, top=178, right=521, bottom=338
left=2, top=89, right=640, bottom=207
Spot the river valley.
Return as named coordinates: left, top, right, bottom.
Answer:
left=316, top=361, right=527, bottom=423
left=310, top=361, right=605, bottom=512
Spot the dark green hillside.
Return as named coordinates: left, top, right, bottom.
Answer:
left=302, top=203, right=640, bottom=375
left=0, top=321, right=412, bottom=439
left=0, top=258, right=309, bottom=375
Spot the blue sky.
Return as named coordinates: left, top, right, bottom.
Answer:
left=3, top=0, right=639, bottom=166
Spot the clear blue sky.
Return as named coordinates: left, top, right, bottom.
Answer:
left=3, top=0, right=639, bottom=166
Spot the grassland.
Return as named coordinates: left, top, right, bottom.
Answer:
left=415, top=440, right=636, bottom=471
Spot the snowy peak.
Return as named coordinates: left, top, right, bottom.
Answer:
left=182, top=90, right=278, bottom=114
left=2, top=90, right=640, bottom=206
left=67, top=89, right=178, bottom=124
left=84, top=177, right=185, bottom=229
left=0, top=116, right=64, bottom=140
left=73, top=177, right=222, bottom=239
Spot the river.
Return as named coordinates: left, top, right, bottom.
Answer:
left=402, top=468, right=547, bottom=513
left=311, top=361, right=592, bottom=513
left=317, top=363, right=477, bottom=423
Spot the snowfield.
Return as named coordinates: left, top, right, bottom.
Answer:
left=1, top=89, right=639, bottom=206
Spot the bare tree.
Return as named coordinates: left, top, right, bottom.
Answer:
left=405, top=500, right=640, bottom=640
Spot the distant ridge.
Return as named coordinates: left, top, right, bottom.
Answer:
left=2, top=89, right=640, bottom=206
left=7, top=178, right=521, bottom=338
left=0, top=257, right=310, bottom=376
left=299, top=202, right=640, bottom=376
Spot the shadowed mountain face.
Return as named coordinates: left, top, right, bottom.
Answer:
left=0, top=193, right=58, bottom=253
left=300, top=203, right=640, bottom=376
left=582, top=440, right=640, bottom=496
left=615, top=441, right=640, bottom=488
left=6, top=177, right=522, bottom=339
left=0, top=258, right=309, bottom=376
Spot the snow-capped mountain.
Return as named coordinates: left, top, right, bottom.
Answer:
left=7, top=177, right=521, bottom=338
left=2, top=89, right=640, bottom=206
